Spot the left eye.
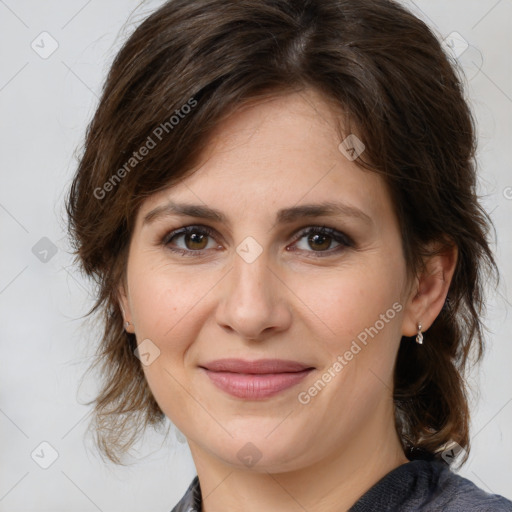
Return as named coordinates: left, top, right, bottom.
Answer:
left=290, top=227, right=352, bottom=254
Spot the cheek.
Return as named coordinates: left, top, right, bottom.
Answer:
left=128, top=258, right=215, bottom=344
left=127, top=262, right=216, bottom=428
left=293, top=259, right=405, bottom=348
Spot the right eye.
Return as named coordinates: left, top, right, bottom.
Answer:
left=161, top=225, right=222, bottom=256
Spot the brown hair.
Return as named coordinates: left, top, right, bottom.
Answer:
left=66, top=0, right=497, bottom=465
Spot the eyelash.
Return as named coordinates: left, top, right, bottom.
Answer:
left=160, top=225, right=354, bottom=258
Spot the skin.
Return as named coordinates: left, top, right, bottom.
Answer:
left=119, top=89, right=457, bottom=512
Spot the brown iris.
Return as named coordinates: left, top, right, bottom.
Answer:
left=308, top=233, right=332, bottom=251
left=185, top=231, right=208, bottom=250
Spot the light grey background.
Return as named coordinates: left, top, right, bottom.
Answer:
left=1, top=1, right=511, bottom=510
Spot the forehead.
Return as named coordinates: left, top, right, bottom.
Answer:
left=136, top=89, right=393, bottom=228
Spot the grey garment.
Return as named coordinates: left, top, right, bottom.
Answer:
left=171, top=475, right=201, bottom=512
left=348, top=459, right=512, bottom=512
left=170, top=459, right=512, bottom=511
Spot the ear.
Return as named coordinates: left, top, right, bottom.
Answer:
left=117, top=281, right=135, bottom=334
left=401, top=242, right=458, bottom=337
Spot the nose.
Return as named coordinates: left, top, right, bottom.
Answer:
left=215, top=249, right=293, bottom=341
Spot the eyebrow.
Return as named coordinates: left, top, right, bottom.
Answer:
left=143, top=200, right=372, bottom=226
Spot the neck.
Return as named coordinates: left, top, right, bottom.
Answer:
left=187, top=405, right=408, bottom=512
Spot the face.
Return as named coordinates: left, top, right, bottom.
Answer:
left=120, top=89, right=413, bottom=473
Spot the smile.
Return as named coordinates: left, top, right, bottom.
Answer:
left=200, top=359, right=315, bottom=400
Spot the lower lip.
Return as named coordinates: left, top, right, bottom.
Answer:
left=202, top=369, right=313, bottom=399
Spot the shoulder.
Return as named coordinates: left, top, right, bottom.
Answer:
left=431, top=462, right=512, bottom=511
left=170, top=475, right=201, bottom=512
left=349, top=458, right=512, bottom=512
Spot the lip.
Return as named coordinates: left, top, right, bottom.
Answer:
left=202, top=358, right=312, bottom=373
left=200, top=359, right=315, bottom=399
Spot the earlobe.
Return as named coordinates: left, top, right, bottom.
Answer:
left=117, top=283, right=135, bottom=333
left=401, top=243, right=458, bottom=339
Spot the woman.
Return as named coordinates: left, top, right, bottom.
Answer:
left=66, top=0, right=512, bottom=510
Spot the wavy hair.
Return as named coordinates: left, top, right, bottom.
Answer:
left=66, top=0, right=497, bottom=464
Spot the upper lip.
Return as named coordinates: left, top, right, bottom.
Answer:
left=200, top=358, right=314, bottom=374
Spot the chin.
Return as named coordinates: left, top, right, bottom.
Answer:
left=195, top=426, right=315, bottom=473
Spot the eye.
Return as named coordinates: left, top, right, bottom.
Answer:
left=162, top=225, right=221, bottom=255
left=288, top=226, right=353, bottom=256
left=161, top=224, right=353, bottom=258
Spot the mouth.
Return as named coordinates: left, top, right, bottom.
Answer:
left=199, top=358, right=315, bottom=400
